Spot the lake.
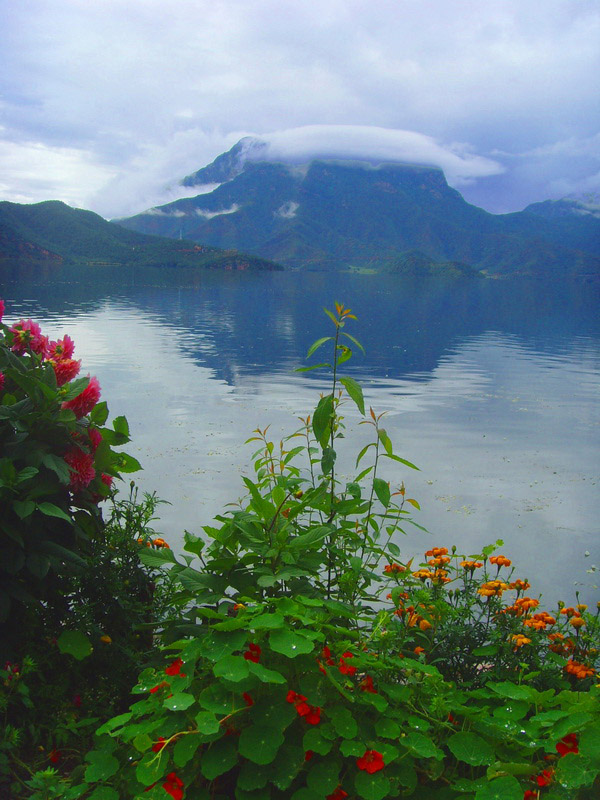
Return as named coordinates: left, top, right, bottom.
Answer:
left=1, top=265, right=598, bottom=606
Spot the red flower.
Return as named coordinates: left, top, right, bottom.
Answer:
left=72, top=693, right=82, bottom=708
left=326, top=789, right=349, bottom=800
left=359, top=675, right=377, bottom=693
left=62, top=375, right=101, bottom=418
left=523, top=791, right=538, bottom=799
left=48, top=749, right=61, bottom=764
left=357, top=749, right=385, bottom=774
left=165, top=657, right=185, bottom=676
left=243, top=692, right=254, bottom=707
left=64, top=446, right=96, bottom=491
left=322, top=645, right=335, bottom=665
left=152, top=737, right=167, bottom=753
left=339, top=652, right=356, bottom=676
left=305, top=750, right=314, bottom=761
left=163, top=772, right=184, bottom=800
left=286, top=690, right=306, bottom=704
left=149, top=681, right=169, bottom=694
left=244, top=643, right=261, bottom=663
left=556, top=733, right=578, bottom=757
left=51, top=357, right=81, bottom=386
left=10, top=319, right=48, bottom=355
left=48, top=335, right=75, bottom=360
left=536, top=769, right=554, bottom=787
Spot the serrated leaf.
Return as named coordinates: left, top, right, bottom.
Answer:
left=138, top=547, right=177, bottom=567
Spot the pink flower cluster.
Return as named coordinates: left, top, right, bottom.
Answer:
left=1, top=300, right=106, bottom=495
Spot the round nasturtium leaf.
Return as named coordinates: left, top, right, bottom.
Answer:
left=269, top=629, right=314, bottom=658
left=212, top=654, right=250, bottom=682
left=238, top=724, right=284, bottom=765
left=447, top=732, right=494, bottom=766
left=84, top=750, right=119, bottom=783
left=354, top=770, right=391, bottom=800
left=57, top=630, right=93, bottom=660
left=201, top=737, right=238, bottom=781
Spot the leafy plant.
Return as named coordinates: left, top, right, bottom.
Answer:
left=66, top=303, right=599, bottom=800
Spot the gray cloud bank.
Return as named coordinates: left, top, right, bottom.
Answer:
left=0, top=0, right=598, bottom=218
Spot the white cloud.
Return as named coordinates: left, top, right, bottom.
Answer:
left=195, top=204, right=240, bottom=219
left=250, top=125, right=504, bottom=184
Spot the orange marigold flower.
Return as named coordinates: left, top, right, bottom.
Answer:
left=523, top=618, right=548, bottom=631
left=509, top=578, right=530, bottom=591
left=384, top=562, right=405, bottom=574
left=419, top=618, right=432, bottom=631
left=560, top=607, right=580, bottom=618
left=425, top=547, right=448, bottom=558
left=412, top=569, right=434, bottom=581
left=413, top=646, right=425, bottom=655
left=428, top=556, right=451, bottom=567
left=477, top=580, right=509, bottom=597
left=564, top=659, right=595, bottom=679
left=511, top=634, right=531, bottom=648
left=569, top=617, right=586, bottom=629
left=489, top=555, right=511, bottom=568
left=461, top=560, right=483, bottom=570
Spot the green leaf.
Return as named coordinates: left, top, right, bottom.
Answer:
left=402, top=731, right=443, bottom=760
left=195, top=711, right=221, bottom=735
left=340, top=331, right=365, bottom=354
left=237, top=762, right=271, bottom=790
left=213, top=655, right=250, bottom=682
left=247, top=661, right=286, bottom=684
left=375, top=718, right=401, bottom=739
left=269, top=629, right=315, bottom=658
left=138, top=547, right=177, bottom=567
left=173, top=734, right=201, bottom=767
left=163, top=692, right=196, bottom=711
left=580, top=725, right=600, bottom=762
left=321, top=446, right=336, bottom=475
left=37, top=501, right=72, bottom=522
left=88, top=788, right=119, bottom=800
left=303, top=727, right=333, bottom=756
left=447, top=732, right=495, bottom=766
left=13, top=500, right=35, bottom=519
left=382, top=453, right=419, bottom=470
left=201, top=737, right=238, bottom=780
left=57, top=630, right=93, bottom=661
left=90, top=401, right=109, bottom=425
left=313, top=394, right=334, bottom=448
left=41, top=453, right=70, bottom=483
left=288, top=525, right=331, bottom=550
left=340, top=376, right=365, bottom=415
left=474, top=775, right=523, bottom=800
left=306, top=759, right=340, bottom=794
left=269, top=744, right=305, bottom=790
left=114, top=451, right=142, bottom=473
left=340, top=739, right=364, bottom=756
left=84, top=750, right=119, bottom=782
left=377, top=428, right=393, bottom=456
left=307, top=336, right=333, bottom=358
left=354, top=770, right=390, bottom=800
left=136, top=751, right=165, bottom=787
left=238, top=724, right=284, bottom=765
left=328, top=705, right=357, bottom=738
left=555, top=753, right=598, bottom=789
left=373, top=477, right=390, bottom=508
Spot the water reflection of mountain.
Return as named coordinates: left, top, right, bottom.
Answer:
left=1, top=267, right=598, bottom=387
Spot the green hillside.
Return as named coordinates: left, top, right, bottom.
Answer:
left=0, top=200, right=282, bottom=271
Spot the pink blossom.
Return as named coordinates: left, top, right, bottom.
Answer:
left=10, top=319, right=48, bottom=356
left=0, top=299, right=4, bottom=323
left=51, top=357, right=81, bottom=387
left=62, top=375, right=101, bottom=419
left=64, top=446, right=96, bottom=491
left=48, top=335, right=75, bottom=360
left=0, top=372, right=4, bottom=393
left=88, top=427, right=102, bottom=452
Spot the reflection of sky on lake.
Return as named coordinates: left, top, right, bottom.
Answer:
left=2, top=273, right=599, bottom=606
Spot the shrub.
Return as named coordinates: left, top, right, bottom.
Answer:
left=66, top=304, right=599, bottom=800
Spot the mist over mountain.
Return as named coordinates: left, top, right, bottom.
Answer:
left=115, top=139, right=600, bottom=279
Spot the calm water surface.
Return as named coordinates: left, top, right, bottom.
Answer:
left=1, top=266, right=598, bottom=605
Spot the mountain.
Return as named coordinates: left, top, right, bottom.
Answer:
left=116, top=139, right=600, bottom=279
left=0, top=200, right=281, bottom=271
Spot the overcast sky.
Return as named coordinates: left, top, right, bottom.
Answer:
left=1, top=0, right=598, bottom=218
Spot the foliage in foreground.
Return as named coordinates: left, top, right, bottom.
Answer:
left=1, top=301, right=599, bottom=799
